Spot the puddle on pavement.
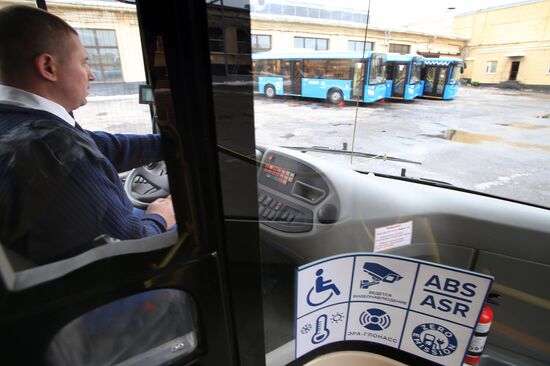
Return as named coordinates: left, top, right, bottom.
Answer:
left=508, top=141, right=550, bottom=152
left=537, top=114, right=550, bottom=119
left=439, top=129, right=501, bottom=144
left=497, top=122, right=549, bottom=129
left=427, top=129, right=550, bottom=152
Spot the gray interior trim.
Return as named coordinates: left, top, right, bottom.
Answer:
left=0, top=231, right=179, bottom=291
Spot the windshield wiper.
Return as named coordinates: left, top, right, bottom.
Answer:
left=281, top=145, right=422, bottom=165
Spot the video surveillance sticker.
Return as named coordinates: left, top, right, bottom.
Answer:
left=295, top=253, right=493, bottom=365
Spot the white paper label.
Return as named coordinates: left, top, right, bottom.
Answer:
left=468, top=335, right=487, bottom=353
left=374, top=221, right=413, bottom=252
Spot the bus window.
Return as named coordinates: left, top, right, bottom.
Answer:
left=449, top=65, right=461, bottom=85
left=263, top=59, right=281, bottom=76
left=325, top=59, right=352, bottom=79
left=0, top=1, right=183, bottom=280
left=395, top=64, right=407, bottom=84
left=304, top=59, right=328, bottom=78
left=424, top=66, right=436, bottom=93
left=352, top=62, right=365, bottom=97
left=436, top=68, right=448, bottom=94
left=410, top=61, right=422, bottom=84
left=368, top=54, right=386, bottom=85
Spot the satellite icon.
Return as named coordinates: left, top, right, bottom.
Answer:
left=360, top=262, right=403, bottom=289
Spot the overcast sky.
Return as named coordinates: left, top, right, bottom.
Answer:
left=364, top=0, right=529, bottom=27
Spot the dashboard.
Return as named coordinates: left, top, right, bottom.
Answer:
left=257, top=150, right=338, bottom=234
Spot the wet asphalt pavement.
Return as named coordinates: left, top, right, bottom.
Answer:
left=253, top=86, right=550, bottom=208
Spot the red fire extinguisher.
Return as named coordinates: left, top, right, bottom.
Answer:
left=464, top=304, right=494, bottom=365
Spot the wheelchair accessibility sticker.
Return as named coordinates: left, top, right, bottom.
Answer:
left=295, top=253, right=493, bottom=365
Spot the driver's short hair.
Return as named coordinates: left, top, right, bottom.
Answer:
left=0, top=5, right=77, bottom=82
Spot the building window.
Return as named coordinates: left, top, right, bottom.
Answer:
left=486, top=61, right=497, bottom=74
left=389, top=43, right=411, bottom=54
left=208, top=27, right=224, bottom=53
left=296, top=6, right=308, bottom=17
left=237, top=29, right=251, bottom=54
left=294, top=37, right=328, bottom=51
left=252, top=35, right=272, bottom=52
left=76, top=28, right=122, bottom=82
left=348, top=40, right=373, bottom=52
left=283, top=5, right=295, bottom=16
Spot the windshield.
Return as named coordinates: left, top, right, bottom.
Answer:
left=368, top=54, right=386, bottom=85
left=449, top=64, right=461, bottom=85
left=251, top=1, right=550, bottom=210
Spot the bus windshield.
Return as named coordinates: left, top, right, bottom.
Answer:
left=368, top=54, right=386, bottom=85
left=449, top=64, right=461, bottom=85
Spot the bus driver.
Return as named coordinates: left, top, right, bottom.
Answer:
left=0, top=5, right=176, bottom=264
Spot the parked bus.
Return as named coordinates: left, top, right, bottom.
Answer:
left=384, top=54, right=423, bottom=100
left=252, top=51, right=387, bottom=104
left=420, top=58, right=464, bottom=100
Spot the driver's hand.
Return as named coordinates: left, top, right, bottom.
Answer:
left=146, top=195, right=176, bottom=229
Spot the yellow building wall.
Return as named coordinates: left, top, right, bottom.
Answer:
left=453, top=0, right=550, bottom=86
left=251, top=18, right=466, bottom=57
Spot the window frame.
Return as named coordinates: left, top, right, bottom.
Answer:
left=251, top=34, right=272, bottom=53
left=486, top=61, right=498, bottom=74
left=368, top=54, right=387, bottom=85
left=389, top=43, right=411, bottom=55
left=76, top=28, right=123, bottom=82
left=348, top=40, right=374, bottom=52
left=294, top=36, right=329, bottom=51
left=208, top=26, right=225, bottom=53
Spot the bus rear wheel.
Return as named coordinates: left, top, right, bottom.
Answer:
left=264, top=84, right=276, bottom=98
left=328, top=89, right=343, bottom=105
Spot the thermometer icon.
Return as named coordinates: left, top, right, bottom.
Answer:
left=311, top=314, right=330, bottom=344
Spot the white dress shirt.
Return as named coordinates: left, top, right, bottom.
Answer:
left=0, top=84, right=76, bottom=127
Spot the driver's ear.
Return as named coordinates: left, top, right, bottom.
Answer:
left=34, top=53, right=58, bottom=82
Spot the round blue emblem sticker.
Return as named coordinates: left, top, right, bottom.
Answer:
left=411, top=323, right=458, bottom=356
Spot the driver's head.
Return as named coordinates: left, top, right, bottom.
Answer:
left=0, top=5, right=95, bottom=112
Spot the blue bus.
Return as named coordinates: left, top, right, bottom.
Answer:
left=252, top=51, right=387, bottom=104
left=420, top=58, right=464, bottom=100
left=384, top=53, right=423, bottom=100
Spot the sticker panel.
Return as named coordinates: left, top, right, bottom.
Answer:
left=296, top=256, right=354, bottom=318
left=350, top=256, right=418, bottom=308
left=410, top=264, right=493, bottom=328
left=295, top=253, right=493, bottom=364
left=345, top=302, right=407, bottom=348
left=400, top=312, right=473, bottom=365
left=296, top=303, right=348, bottom=357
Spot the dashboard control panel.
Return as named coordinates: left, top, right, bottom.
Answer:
left=257, top=150, right=332, bottom=233
left=259, top=151, right=329, bottom=204
left=258, top=190, right=313, bottom=233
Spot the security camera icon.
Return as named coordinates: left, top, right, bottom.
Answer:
left=360, top=262, right=403, bottom=289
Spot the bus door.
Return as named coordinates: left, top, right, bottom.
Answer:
left=423, top=65, right=448, bottom=98
left=391, top=62, right=408, bottom=98
left=351, top=61, right=365, bottom=99
left=282, top=60, right=302, bottom=95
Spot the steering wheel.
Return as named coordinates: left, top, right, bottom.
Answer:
left=123, top=161, right=170, bottom=209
